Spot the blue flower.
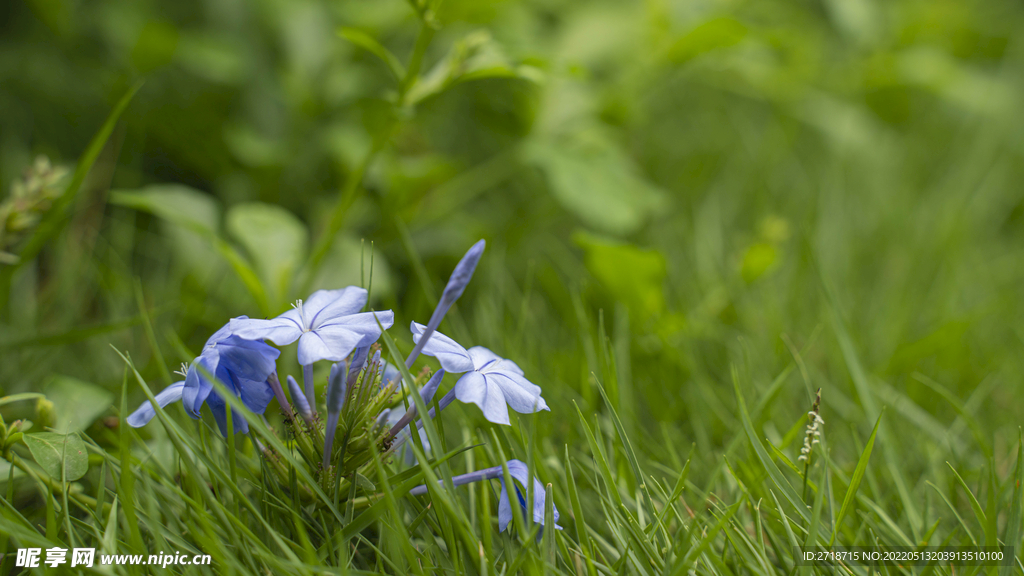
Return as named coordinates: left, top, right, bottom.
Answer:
left=497, top=460, right=561, bottom=533
left=408, top=459, right=561, bottom=533
left=128, top=319, right=281, bottom=435
left=229, top=287, right=394, bottom=366
left=410, top=322, right=548, bottom=426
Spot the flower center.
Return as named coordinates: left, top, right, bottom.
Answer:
left=291, top=299, right=310, bottom=330
left=174, top=362, right=190, bottom=378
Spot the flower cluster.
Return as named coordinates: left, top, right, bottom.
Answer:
left=127, top=239, right=559, bottom=533
left=798, top=388, right=823, bottom=463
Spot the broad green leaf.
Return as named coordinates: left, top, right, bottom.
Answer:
left=574, top=232, right=666, bottom=319
left=23, top=432, right=88, bottom=482
left=110, top=184, right=220, bottom=237
left=43, top=376, right=115, bottom=432
left=226, top=202, right=308, bottom=305
left=527, top=139, right=667, bottom=236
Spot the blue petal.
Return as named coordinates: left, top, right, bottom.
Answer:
left=454, top=372, right=509, bottom=425
left=307, top=287, right=366, bottom=329
left=229, top=315, right=303, bottom=346
left=297, top=328, right=359, bottom=364
left=183, top=356, right=215, bottom=419
left=127, top=382, right=186, bottom=427
left=485, top=371, right=548, bottom=414
left=411, top=322, right=474, bottom=374
left=235, top=375, right=275, bottom=415
left=206, top=391, right=249, bottom=436
left=216, top=336, right=280, bottom=383
left=498, top=460, right=562, bottom=532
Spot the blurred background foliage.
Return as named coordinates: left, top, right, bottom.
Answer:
left=1, top=0, right=1024, bottom=539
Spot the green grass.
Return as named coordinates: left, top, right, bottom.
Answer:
left=2, top=0, right=1024, bottom=573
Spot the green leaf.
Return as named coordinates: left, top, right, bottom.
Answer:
left=43, top=376, right=115, bottom=432
left=339, top=27, right=405, bottom=82
left=6, top=83, right=141, bottom=274
left=666, top=17, right=748, bottom=64
left=0, top=393, right=45, bottom=407
left=832, top=409, right=883, bottom=544
left=732, top=367, right=810, bottom=524
left=947, top=462, right=988, bottom=541
left=110, top=184, right=220, bottom=237
left=1000, top=431, right=1023, bottom=576
left=527, top=140, right=667, bottom=236
left=23, top=432, right=88, bottom=482
left=574, top=232, right=667, bottom=320
left=226, top=202, right=308, bottom=305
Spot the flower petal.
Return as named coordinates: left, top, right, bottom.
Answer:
left=318, top=310, right=394, bottom=342
left=183, top=356, right=216, bottom=419
left=502, top=460, right=561, bottom=530
left=236, top=376, right=275, bottom=415
left=411, top=322, right=473, bottom=373
left=308, top=287, right=367, bottom=329
left=455, top=371, right=509, bottom=425
left=206, top=391, right=248, bottom=436
left=204, top=319, right=238, bottom=349
left=486, top=370, right=548, bottom=413
left=297, top=325, right=363, bottom=365
left=126, top=382, right=186, bottom=427
left=467, top=346, right=502, bottom=371
left=498, top=481, right=514, bottom=532
left=216, top=337, right=280, bottom=382
left=229, top=315, right=302, bottom=345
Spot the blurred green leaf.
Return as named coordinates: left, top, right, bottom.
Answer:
left=527, top=139, right=667, bottom=236
left=43, top=376, right=114, bottom=433
left=226, top=202, right=308, bottom=305
left=340, top=27, right=406, bottom=82
left=666, top=17, right=747, bottom=63
left=23, top=432, right=88, bottom=482
left=740, top=242, right=777, bottom=283
left=574, top=232, right=666, bottom=320
left=110, top=184, right=220, bottom=237
left=130, top=20, right=180, bottom=73
left=405, top=30, right=538, bottom=105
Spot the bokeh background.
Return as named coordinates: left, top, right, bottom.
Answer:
left=2, top=0, right=1023, bottom=540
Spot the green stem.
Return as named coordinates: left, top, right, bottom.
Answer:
left=7, top=454, right=109, bottom=515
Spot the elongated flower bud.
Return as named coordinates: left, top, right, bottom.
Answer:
left=373, top=409, right=391, bottom=433
left=287, top=375, right=312, bottom=424
left=327, top=361, right=348, bottom=416
left=387, top=369, right=445, bottom=438
left=346, top=346, right=370, bottom=387
left=405, top=240, right=485, bottom=368
left=323, top=359, right=353, bottom=466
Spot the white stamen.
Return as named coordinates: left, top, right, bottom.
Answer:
left=174, top=363, right=190, bottom=378
left=291, top=299, right=309, bottom=330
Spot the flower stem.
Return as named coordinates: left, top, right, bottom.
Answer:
left=302, top=364, right=316, bottom=416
